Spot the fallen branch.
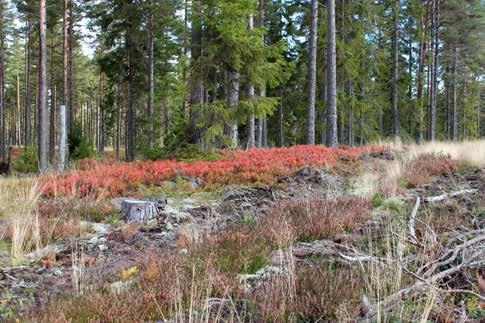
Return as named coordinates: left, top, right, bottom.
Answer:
left=424, top=189, right=478, bottom=203
left=408, top=196, right=422, bottom=246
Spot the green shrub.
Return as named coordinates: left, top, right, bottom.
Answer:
left=69, top=124, right=95, bottom=160
left=11, top=147, right=38, bottom=173
left=141, top=146, right=164, bottom=161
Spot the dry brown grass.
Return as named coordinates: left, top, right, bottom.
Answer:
left=0, top=177, right=41, bottom=262
left=262, top=197, right=373, bottom=243
left=403, top=153, right=457, bottom=188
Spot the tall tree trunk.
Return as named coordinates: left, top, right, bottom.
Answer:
left=227, top=70, right=240, bottom=148
left=462, top=80, right=467, bottom=139
left=451, top=46, right=457, bottom=141
left=59, top=0, right=68, bottom=169
left=326, top=0, right=337, bottom=147
left=257, top=0, right=266, bottom=147
left=428, top=0, right=439, bottom=141
left=477, top=88, right=480, bottom=139
left=147, top=1, right=155, bottom=149
left=391, top=0, right=399, bottom=138
left=115, top=84, right=121, bottom=160
left=68, top=0, right=75, bottom=133
left=278, top=89, right=284, bottom=147
left=348, top=83, right=354, bottom=146
left=98, top=72, right=105, bottom=154
left=306, top=0, right=318, bottom=145
left=16, top=70, right=21, bottom=146
left=188, top=0, right=203, bottom=146
left=49, top=26, right=57, bottom=163
left=247, top=13, right=255, bottom=149
left=38, top=0, right=48, bottom=172
left=0, top=5, right=4, bottom=160
left=24, top=18, right=32, bottom=149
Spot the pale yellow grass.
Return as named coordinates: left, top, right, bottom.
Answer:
left=0, top=176, right=41, bottom=262
left=354, top=140, right=485, bottom=199
left=404, top=140, right=485, bottom=167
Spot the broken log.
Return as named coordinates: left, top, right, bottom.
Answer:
left=424, top=189, right=478, bottom=203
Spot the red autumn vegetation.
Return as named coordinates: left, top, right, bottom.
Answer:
left=41, top=145, right=385, bottom=198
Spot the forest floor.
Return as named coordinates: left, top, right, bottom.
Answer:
left=0, top=141, right=484, bottom=322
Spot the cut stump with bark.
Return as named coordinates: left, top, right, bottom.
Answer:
left=120, top=199, right=159, bottom=223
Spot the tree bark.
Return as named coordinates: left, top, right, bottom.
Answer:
left=257, top=0, right=266, bottom=148
left=98, top=72, right=105, bottom=154
left=391, top=0, right=399, bottom=138
left=24, top=17, right=32, bottom=149
left=306, top=0, right=318, bottom=145
left=147, top=1, right=155, bottom=149
left=0, top=5, right=4, bottom=160
left=115, top=84, right=121, bottom=160
left=450, top=46, right=457, bottom=141
left=188, top=0, right=203, bottom=146
left=49, top=26, right=57, bottom=163
left=247, top=13, right=255, bottom=149
left=227, top=70, right=240, bottom=148
left=278, top=89, right=284, bottom=147
left=428, top=0, right=439, bottom=141
left=38, top=0, right=48, bottom=172
left=68, top=0, right=75, bottom=133
left=326, top=0, right=337, bottom=147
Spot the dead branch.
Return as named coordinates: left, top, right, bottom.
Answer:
left=408, top=196, right=422, bottom=246
left=424, top=189, right=478, bottom=203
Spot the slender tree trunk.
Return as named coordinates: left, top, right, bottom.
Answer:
left=147, top=1, right=155, bottom=149
left=188, top=0, right=203, bottom=145
left=306, top=0, right=318, bottom=145
left=98, top=72, right=105, bottom=154
left=451, top=46, right=457, bottom=141
left=429, top=0, right=439, bottom=141
left=0, top=6, right=4, bottom=160
left=391, top=0, right=399, bottom=138
left=462, top=80, right=467, bottom=139
left=257, top=0, right=266, bottom=148
left=278, top=89, right=284, bottom=147
left=115, top=84, right=121, bottom=159
left=247, top=13, right=255, bottom=149
left=58, top=0, right=68, bottom=169
left=38, top=0, right=48, bottom=172
left=227, top=70, right=240, bottom=148
left=49, top=26, right=57, bottom=163
left=477, top=89, right=480, bottom=139
left=68, top=0, right=75, bottom=133
left=326, top=0, right=337, bottom=147
left=16, top=70, right=21, bottom=146
left=24, top=18, right=32, bottom=149
left=348, top=83, right=354, bottom=146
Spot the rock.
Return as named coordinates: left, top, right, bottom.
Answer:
left=52, top=268, right=63, bottom=277
left=164, top=205, right=191, bottom=223
left=166, top=222, right=174, bottom=231
left=120, top=199, right=159, bottom=223
left=98, top=244, right=109, bottom=252
left=81, top=221, right=111, bottom=235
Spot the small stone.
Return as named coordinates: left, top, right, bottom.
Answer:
left=166, top=222, right=174, bottom=231
left=52, top=268, right=63, bottom=277
left=98, top=244, right=109, bottom=252
left=178, top=248, right=188, bottom=255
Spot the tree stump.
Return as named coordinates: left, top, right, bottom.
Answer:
left=120, top=199, right=159, bottom=223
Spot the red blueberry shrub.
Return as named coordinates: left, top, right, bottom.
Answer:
left=41, top=145, right=385, bottom=198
